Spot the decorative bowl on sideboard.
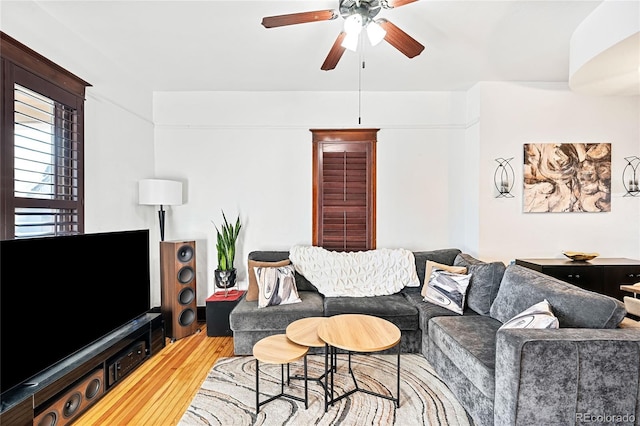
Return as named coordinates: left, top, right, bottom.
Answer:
left=562, top=251, right=600, bottom=261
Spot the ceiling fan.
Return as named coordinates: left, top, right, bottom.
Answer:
left=261, top=0, right=425, bottom=71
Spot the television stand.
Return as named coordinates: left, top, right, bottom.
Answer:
left=107, top=340, right=148, bottom=386
left=0, top=313, right=164, bottom=426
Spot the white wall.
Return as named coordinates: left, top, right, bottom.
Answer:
left=84, top=92, right=155, bottom=233
left=153, top=91, right=468, bottom=304
left=456, top=84, right=482, bottom=254
left=473, top=82, right=640, bottom=264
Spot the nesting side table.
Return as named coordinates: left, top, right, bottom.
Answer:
left=253, top=334, right=308, bottom=413
left=286, top=317, right=336, bottom=386
left=317, top=314, right=402, bottom=412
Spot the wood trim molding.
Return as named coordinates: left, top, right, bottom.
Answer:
left=1, top=31, right=91, bottom=97
left=311, top=128, right=380, bottom=143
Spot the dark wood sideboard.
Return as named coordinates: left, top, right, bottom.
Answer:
left=515, top=258, right=640, bottom=302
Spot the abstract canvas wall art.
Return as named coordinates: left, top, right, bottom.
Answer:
left=523, top=143, right=611, bottom=213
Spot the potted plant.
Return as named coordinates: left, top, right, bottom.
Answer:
left=212, top=210, right=242, bottom=295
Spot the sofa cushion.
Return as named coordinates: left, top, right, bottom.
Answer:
left=454, top=253, right=506, bottom=316
left=490, top=265, right=626, bottom=329
left=413, top=249, right=463, bottom=284
left=247, top=258, right=290, bottom=301
left=423, top=269, right=471, bottom=315
left=254, top=264, right=301, bottom=308
left=404, top=292, right=478, bottom=331
left=499, top=299, right=559, bottom=330
left=429, top=315, right=502, bottom=399
left=402, top=249, right=463, bottom=296
left=429, top=343, right=495, bottom=426
left=248, top=250, right=289, bottom=263
left=229, top=291, right=324, bottom=331
left=323, top=293, right=419, bottom=331
left=247, top=251, right=317, bottom=292
left=420, top=260, right=467, bottom=298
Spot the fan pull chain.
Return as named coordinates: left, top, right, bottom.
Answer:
left=358, top=63, right=361, bottom=125
left=358, top=36, right=365, bottom=125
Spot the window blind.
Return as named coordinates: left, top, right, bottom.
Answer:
left=312, top=129, right=377, bottom=252
left=13, top=84, right=80, bottom=238
left=321, top=151, right=368, bottom=251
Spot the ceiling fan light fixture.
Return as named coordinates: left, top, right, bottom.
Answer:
left=343, top=13, right=363, bottom=35
left=261, top=0, right=424, bottom=70
left=367, top=20, right=386, bottom=46
left=341, top=31, right=360, bottom=51
left=342, top=13, right=363, bottom=51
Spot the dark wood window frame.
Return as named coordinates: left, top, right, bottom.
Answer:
left=312, top=128, right=377, bottom=251
left=1, top=31, right=90, bottom=239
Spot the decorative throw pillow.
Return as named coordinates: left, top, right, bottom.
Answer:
left=453, top=253, right=506, bottom=316
left=246, top=259, right=291, bottom=301
left=499, top=299, right=559, bottom=330
left=421, top=260, right=468, bottom=298
left=255, top=264, right=302, bottom=308
left=423, top=269, right=471, bottom=315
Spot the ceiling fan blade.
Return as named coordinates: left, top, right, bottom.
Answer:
left=384, top=0, right=419, bottom=8
left=321, top=32, right=347, bottom=71
left=261, top=10, right=337, bottom=28
left=378, top=19, right=425, bottom=58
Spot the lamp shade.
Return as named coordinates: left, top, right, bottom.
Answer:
left=139, top=179, right=183, bottom=206
left=367, top=21, right=386, bottom=46
left=341, top=14, right=363, bottom=52
left=341, top=31, right=360, bottom=51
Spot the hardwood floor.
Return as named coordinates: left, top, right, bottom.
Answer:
left=75, top=322, right=235, bottom=426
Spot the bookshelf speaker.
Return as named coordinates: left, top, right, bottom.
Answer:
left=160, top=240, right=198, bottom=341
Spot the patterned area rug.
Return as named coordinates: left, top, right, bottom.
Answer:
left=179, top=354, right=473, bottom=426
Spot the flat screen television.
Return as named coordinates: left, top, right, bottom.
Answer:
left=0, top=229, right=151, bottom=396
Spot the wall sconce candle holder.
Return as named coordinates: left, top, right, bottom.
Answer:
left=623, top=156, right=640, bottom=197
left=494, top=157, right=515, bottom=198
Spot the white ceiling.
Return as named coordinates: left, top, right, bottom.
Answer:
left=3, top=0, right=617, bottom=92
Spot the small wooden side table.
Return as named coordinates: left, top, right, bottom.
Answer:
left=205, top=290, right=245, bottom=337
left=286, top=317, right=336, bottom=387
left=253, top=334, right=308, bottom=413
left=286, top=317, right=327, bottom=348
left=317, top=314, right=402, bottom=412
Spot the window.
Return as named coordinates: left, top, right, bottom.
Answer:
left=311, top=129, right=377, bottom=251
left=1, top=32, right=90, bottom=239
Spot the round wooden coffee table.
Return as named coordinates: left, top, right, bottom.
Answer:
left=317, top=314, right=402, bottom=410
left=286, top=317, right=336, bottom=394
left=253, top=334, right=308, bottom=413
left=286, top=316, right=327, bottom=348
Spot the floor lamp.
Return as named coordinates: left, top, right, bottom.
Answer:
left=139, top=179, right=183, bottom=241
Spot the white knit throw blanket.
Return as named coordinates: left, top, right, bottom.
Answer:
left=289, top=245, right=420, bottom=297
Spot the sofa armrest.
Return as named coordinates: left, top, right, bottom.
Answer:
left=494, top=328, right=640, bottom=425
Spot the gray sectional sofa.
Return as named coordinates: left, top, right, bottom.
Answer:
left=229, top=248, right=640, bottom=426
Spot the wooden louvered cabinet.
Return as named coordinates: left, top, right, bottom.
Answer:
left=311, top=129, right=377, bottom=252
